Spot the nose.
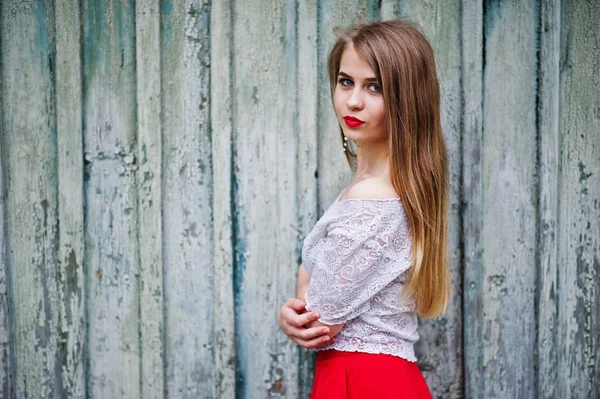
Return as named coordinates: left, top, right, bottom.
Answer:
left=346, top=87, right=364, bottom=110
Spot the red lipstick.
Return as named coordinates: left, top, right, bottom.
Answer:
left=344, top=115, right=364, bottom=128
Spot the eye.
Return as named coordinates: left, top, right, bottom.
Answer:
left=368, top=83, right=381, bottom=93
left=338, top=78, right=353, bottom=87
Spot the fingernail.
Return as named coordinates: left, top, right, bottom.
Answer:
left=321, top=328, right=328, bottom=334
left=323, top=337, right=330, bottom=342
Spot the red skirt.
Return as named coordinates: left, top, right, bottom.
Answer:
left=310, top=350, right=432, bottom=399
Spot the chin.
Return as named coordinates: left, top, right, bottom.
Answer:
left=341, top=128, right=357, bottom=139
left=343, top=131, right=363, bottom=141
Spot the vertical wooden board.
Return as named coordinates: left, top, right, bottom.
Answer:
left=556, top=0, right=599, bottom=396
left=232, top=1, right=299, bottom=397
left=380, top=0, right=399, bottom=20
left=0, top=143, right=11, bottom=397
left=317, top=0, right=378, bottom=210
left=82, top=1, right=140, bottom=397
left=161, top=1, right=213, bottom=396
left=210, top=0, right=236, bottom=397
left=55, top=0, right=86, bottom=396
left=480, top=1, right=538, bottom=397
left=1, top=1, right=64, bottom=396
left=296, top=1, right=319, bottom=397
left=394, top=2, right=464, bottom=397
left=135, top=1, right=164, bottom=398
left=536, top=0, right=560, bottom=397
left=460, top=0, right=484, bottom=396
left=0, top=15, right=13, bottom=393
left=0, top=170, right=10, bottom=399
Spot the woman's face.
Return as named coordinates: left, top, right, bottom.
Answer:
left=334, top=44, right=386, bottom=145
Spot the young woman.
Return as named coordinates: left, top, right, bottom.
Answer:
left=277, top=20, right=450, bottom=398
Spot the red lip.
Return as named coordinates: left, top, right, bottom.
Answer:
left=344, top=116, right=364, bottom=127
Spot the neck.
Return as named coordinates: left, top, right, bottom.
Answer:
left=353, top=139, right=390, bottom=181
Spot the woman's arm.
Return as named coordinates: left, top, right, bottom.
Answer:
left=297, top=264, right=345, bottom=338
left=296, top=263, right=311, bottom=305
left=277, top=263, right=333, bottom=348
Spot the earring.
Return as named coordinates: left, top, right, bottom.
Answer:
left=343, top=136, right=348, bottom=152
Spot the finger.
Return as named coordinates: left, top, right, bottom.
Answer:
left=277, top=307, right=291, bottom=327
left=279, top=315, right=299, bottom=334
left=292, top=311, right=321, bottom=328
left=284, top=326, right=316, bottom=348
left=284, top=297, right=306, bottom=311
left=303, top=335, right=335, bottom=349
left=280, top=306, right=318, bottom=329
left=281, top=317, right=310, bottom=339
left=281, top=318, right=327, bottom=342
left=313, top=337, right=336, bottom=349
left=279, top=307, right=304, bottom=328
left=299, top=326, right=330, bottom=341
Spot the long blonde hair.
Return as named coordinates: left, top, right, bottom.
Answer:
left=328, top=20, right=450, bottom=318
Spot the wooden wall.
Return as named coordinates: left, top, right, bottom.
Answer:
left=0, top=0, right=598, bottom=398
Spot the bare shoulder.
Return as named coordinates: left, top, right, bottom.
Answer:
left=343, top=178, right=399, bottom=200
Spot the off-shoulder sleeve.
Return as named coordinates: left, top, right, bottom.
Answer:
left=304, top=201, right=412, bottom=325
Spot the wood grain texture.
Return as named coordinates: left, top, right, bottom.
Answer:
left=135, top=1, right=165, bottom=398
left=379, top=0, right=399, bottom=20
left=536, top=0, right=561, bottom=397
left=393, top=2, right=464, bottom=397
left=160, top=1, right=213, bottom=397
left=480, top=1, right=538, bottom=397
left=0, top=145, right=11, bottom=399
left=55, top=0, right=86, bottom=396
left=0, top=11, right=13, bottom=393
left=210, top=0, right=236, bottom=397
left=461, top=0, right=485, bottom=397
left=2, top=1, right=63, bottom=396
left=556, top=0, right=599, bottom=397
left=232, top=1, right=300, bottom=396
left=82, top=0, right=141, bottom=397
left=296, top=1, right=319, bottom=397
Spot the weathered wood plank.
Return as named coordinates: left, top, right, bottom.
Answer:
left=210, top=0, right=236, bottom=397
left=232, top=0, right=300, bottom=396
left=55, top=0, right=86, bottom=396
left=461, top=0, right=485, bottom=396
left=379, top=0, right=398, bottom=20
left=0, top=153, right=11, bottom=399
left=536, top=0, right=561, bottom=397
left=556, top=0, right=599, bottom=397
left=135, top=1, right=164, bottom=398
left=82, top=1, right=140, bottom=397
left=0, top=14, right=13, bottom=394
left=297, top=1, right=319, bottom=397
left=393, top=2, right=464, bottom=397
left=1, top=1, right=64, bottom=397
left=160, top=0, right=213, bottom=397
left=0, top=175, right=10, bottom=399
left=480, top=1, right=538, bottom=397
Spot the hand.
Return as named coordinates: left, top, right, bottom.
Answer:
left=277, top=298, right=334, bottom=349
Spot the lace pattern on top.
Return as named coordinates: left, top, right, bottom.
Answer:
left=301, top=190, right=419, bottom=362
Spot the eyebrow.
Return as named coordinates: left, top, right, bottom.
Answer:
left=338, top=71, right=378, bottom=82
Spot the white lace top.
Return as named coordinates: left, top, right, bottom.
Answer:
left=302, top=189, right=419, bottom=362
